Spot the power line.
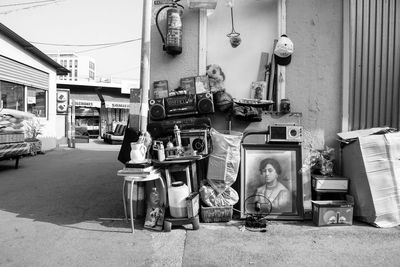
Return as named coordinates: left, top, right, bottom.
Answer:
left=0, top=0, right=56, bottom=8
left=31, top=38, right=141, bottom=47
left=0, top=0, right=63, bottom=14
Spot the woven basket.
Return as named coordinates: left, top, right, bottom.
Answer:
left=0, top=132, right=24, bottom=144
left=200, top=205, right=233, bottom=223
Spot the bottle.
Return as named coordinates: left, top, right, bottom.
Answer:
left=149, top=187, right=160, bottom=207
left=158, top=142, right=165, bottom=161
left=280, top=98, right=291, bottom=113
left=174, top=124, right=182, bottom=148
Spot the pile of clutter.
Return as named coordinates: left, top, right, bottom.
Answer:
left=0, top=108, right=35, bottom=140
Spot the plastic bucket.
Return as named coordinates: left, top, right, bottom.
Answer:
left=168, top=181, right=189, bottom=218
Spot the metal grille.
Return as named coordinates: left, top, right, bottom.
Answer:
left=346, top=0, right=400, bottom=130
left=0, top=55, right=49, bottom=89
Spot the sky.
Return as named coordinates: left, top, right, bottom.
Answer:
left=0, top=0, right=143, bottom=82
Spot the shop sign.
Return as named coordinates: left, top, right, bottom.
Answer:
left=27, top=96, right=36, bottom=104
left=105, top=102, right=130, bottom=109
left=74, top=100, right=101, bottom=108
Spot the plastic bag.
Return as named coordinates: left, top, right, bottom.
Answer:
left=207, top=128, right=242, bottom=194
left=199, top=184, right=239, bottom=207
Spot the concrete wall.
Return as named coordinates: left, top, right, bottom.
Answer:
left=150, top=0, right=343, bottom=148
left=207, top=0, right=278, bottom=100
left=286, top=0, right=343, bottom=152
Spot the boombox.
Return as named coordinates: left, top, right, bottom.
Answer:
left=149, top=93, right=214, bottom=121
left=268, top=124, right=303, bottom=143
left=180, top=129, right=210, bottom=156
left=147, top=116, right=211, bottom=138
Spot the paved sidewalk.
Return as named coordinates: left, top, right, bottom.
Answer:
left=1, top=140, right=400, bottom=266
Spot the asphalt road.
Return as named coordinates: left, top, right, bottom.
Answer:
left=1, top=141, right=400, bottom=266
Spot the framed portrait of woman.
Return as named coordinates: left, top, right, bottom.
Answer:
left=240, top=143, right=303, bottom=220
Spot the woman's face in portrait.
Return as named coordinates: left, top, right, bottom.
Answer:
left=261, top=163, right=278, bottom=184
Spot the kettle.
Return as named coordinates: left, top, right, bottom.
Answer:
left=129, top=142, right=147, bottom=163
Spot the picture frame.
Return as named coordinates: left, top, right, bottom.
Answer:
left=180, top=76, right=196, bottom=95
left=153, top=80, right=169, bottom=99
left=240, top=143, right=303, bottom=220
left=250, top=81, right=267, bottom=100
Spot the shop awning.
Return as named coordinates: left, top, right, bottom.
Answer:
left=102, top=94, right=130, bottom=109
left=70, top=93, right=101, bottom=108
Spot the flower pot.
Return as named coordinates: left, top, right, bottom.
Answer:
left=25, top=138, right=42, bottom=156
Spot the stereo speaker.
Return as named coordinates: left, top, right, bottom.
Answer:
left=197, top=92, right=214, bottom=114
left=149, top=98, right=166, bottom=121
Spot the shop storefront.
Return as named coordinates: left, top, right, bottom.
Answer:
left=57, top=81, right=131, bottom=139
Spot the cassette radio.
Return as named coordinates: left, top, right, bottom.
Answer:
left=165, top=94, right=197, bottom=115
left=149, top=93, right=214, bottom=120
left=180, top=129, right=210, bottom=156
left=268, top=124, right=303, bottom=143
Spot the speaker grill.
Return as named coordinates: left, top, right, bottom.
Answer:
left=197, top=93, right=214, bottom=114
left=149, top=99, right=166, bottom=120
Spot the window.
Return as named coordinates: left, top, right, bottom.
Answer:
left=27, top=87, right=47, bottom=117
left=0, top=81, right=24, bottom=111
left=0, top=81, right=48, bottom=118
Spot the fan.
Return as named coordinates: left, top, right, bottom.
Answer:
left=244, top=194, right=272, bottom=230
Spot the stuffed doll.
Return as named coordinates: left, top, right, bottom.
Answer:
left=206, top=64, right=226, bottom=93
left=206, top=64, right=234, bottom=112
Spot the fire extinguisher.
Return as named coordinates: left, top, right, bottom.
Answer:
left=155, top=0, right=184, bottom=55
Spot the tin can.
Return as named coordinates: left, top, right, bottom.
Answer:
left=280, top=99, right=291, bottom=113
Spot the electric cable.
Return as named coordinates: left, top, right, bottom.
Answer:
left=31, top=38, right=141, bottom=47
left=0, top=0, right=56, bottom=8
left=0, top=0, right=63, bottom=14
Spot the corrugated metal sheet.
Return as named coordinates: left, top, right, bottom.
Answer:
left=0, top=55, right=49, bottom=89
left=347, top=0, right=400, bottom=130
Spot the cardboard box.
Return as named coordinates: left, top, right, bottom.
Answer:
left=339, top=130, right=400, bottom=227
left=311, top=175, right=349, bottom=192
left=311, top=175, right=349, bottom=200
left=186, top=192, right=200, bottom=218
left=312, top=200, right=353, bottom=226
left=127, top=182, right=146, bottom=218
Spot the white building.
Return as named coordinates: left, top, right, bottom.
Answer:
left=47, top=53, right=95, bottom=82
left=0, top=23, right=69, bottom=150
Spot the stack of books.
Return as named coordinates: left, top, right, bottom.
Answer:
left=118, top=162, right=160, bottom=179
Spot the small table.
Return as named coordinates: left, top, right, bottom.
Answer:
left=117, top=169, right=166, bottom=234
left=152, top=157, right=204, bottom=193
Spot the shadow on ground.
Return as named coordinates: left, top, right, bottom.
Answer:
left=0, top=148, right=130, bottom=227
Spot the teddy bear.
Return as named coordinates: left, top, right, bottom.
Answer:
left=206, top=64, right=233, bottom=112
left=206, top=64, right=226, bottom=93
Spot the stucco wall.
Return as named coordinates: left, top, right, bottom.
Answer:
left=150, top=2, right=199, bottom=91
left=207, top=0, right=278, bottom=100
left=286, top=0, right=343, bottom=151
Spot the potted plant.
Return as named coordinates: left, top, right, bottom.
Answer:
left=24, top=116, right=43, bottom=155
left=300, top=145, right=335, bottom=176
